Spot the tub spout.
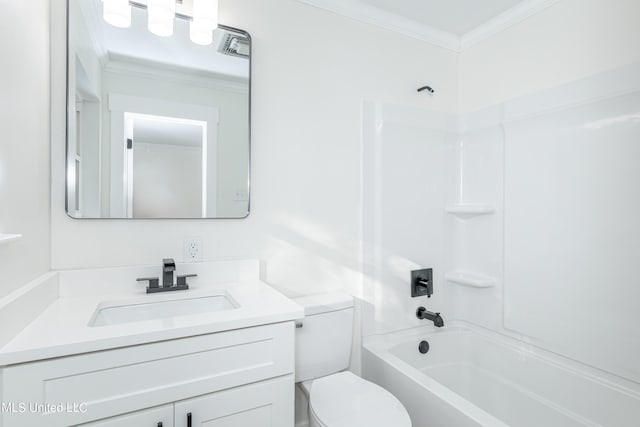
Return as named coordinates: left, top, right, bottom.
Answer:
left=416, top=307, right=444, bottom=328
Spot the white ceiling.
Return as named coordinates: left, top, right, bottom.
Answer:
left=297, top=0, right=560, bottom=51
left=78, top=0, right=249, bottom=80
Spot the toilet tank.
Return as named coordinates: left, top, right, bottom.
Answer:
left=294, top=293, right=354, bottom=382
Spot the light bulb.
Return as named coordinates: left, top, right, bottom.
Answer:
left=103, top=0, right=131, bottom=28
left=190, top=0, right=218, bottom=45
left=147, top=0, right=176, bottom=37
left=190, top=19, right=213, bottom=45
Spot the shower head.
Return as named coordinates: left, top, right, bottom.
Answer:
left=417, top=85, right=435, bottom=94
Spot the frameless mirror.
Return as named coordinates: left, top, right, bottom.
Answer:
left=66, top=0, right=250, bottom=218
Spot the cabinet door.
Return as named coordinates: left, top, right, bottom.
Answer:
left=174, top=375, right=294, bottom=427
left=76, top=404, right=173, bottom=427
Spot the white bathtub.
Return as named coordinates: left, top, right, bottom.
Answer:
left=362, top=324, right=640, bottom=427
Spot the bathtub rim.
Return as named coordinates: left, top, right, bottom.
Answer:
left=363, top=321, right=640, bottom=426
left=364, top=320, right=640, bottom=398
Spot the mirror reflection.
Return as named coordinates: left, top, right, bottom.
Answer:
left=67, top=0, right=250, bottom=219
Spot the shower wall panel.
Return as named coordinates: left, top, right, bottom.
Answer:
left=503, top=65, right=640, bottom=384
left=361, top=101, right=456, bottom=336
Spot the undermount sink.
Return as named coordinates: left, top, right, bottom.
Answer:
left=90, top=294, right=238, bottom=327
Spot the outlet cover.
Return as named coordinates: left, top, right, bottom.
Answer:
left=233, top=188, right=249, bottom=201
left=183, top=237, right=203, bottom=262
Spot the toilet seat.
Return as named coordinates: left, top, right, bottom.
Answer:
left=308, top=372, right=411, bottom=427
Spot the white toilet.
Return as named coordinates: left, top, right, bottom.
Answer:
left=294, top=293, right=411, bottom=427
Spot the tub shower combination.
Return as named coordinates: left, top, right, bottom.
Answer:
left=361, top=63, right=640, bottom=427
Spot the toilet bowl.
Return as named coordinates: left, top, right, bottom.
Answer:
left=299, top=371, right=411, bottom=427
left=294, top=293, right=411, bottom=427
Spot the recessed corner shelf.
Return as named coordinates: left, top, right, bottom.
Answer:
left=446, top=204, right=495, bottom=219
left=445, top=271, right=496, bottom=288
left=0, top=234, right=22, bottom=245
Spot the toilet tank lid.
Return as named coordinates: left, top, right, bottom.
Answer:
left=292, top=292, right=353, bottom=316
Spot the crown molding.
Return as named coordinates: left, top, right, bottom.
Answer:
left=104, top=55, right=249, bottom=94
left=296, top=0, right=461, bottom=52
left=296, top=0, right=562, bottom=53
left=460, top=0, right=562, bottom=49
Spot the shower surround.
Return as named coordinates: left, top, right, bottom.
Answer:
left=361, top=63, right=640, bottom=425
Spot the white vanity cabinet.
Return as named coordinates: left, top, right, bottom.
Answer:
left=0, top=322, right=295, bottom=427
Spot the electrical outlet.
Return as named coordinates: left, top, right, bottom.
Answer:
left=183, top=237, right=203, bottom=262
left=233, top=188, right=249, bottom=201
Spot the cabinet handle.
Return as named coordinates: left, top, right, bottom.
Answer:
left=187, top=412, right=192, bottom=427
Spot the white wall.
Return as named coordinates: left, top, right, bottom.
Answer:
left=503, top=75, right=640, bottom=383
left=8, top=0, right=638, bottom=391
left=357, top=0, right=640, bottom=342
left=0, top=0, right=51, bottom=299
left=51, top=0, right=459, bottom=299
left=447, top=64, right=640, bottom=387
left=354, top=0, right=640, bottom=388
left=361, top=102, right=455, bottom=336
left=451, top=0, right=640, bottom=385
left=460, top=0, right=640, bottom=112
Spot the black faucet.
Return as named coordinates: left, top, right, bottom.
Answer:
left=136, top=258, right=197, bottom=294
left=416, top=307, right=444, bottom=327
left=162, top=258, right=176, bottom=288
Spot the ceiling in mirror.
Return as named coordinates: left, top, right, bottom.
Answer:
left=66, top=0, right=251, bottom=219
left=78, top=0, right=249, bottom=79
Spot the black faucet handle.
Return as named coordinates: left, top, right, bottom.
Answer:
left=162, top=258, right=176, bottom=271
left=177, top=274, right=197, bottom=287
left=137, top=277, right=160, bottom=289
left=411, top=268, right=434, bottom=298
left=417, top=277, right=433, bottom=298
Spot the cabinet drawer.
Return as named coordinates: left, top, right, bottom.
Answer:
left=76, top=404, right=173, bottom=427
left=1, top=322, right=294, bottom=427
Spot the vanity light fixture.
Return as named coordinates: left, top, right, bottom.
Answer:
left=147, top=0, right=176, bottom=37
left=190, top=0, right=219, bottom=45
left=102, top=0, right=132, bottom=28
left=102, top=0, right=220, bottom=46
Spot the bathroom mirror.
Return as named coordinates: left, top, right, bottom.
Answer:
left=66, top=0, right=250, bottom=219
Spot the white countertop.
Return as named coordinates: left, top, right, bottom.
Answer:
left=0, top=273, right=304, bottom=366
